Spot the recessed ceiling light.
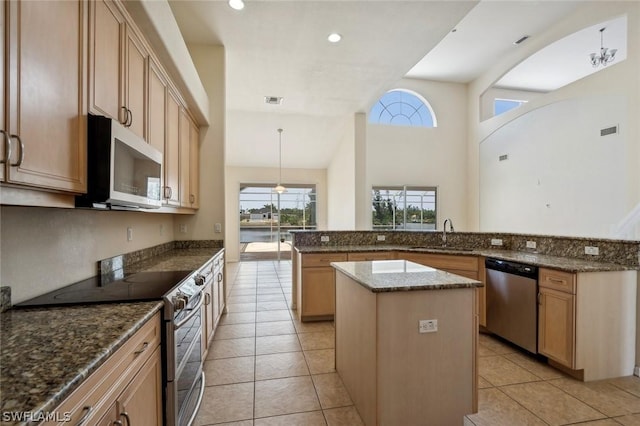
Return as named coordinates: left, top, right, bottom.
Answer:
left=228, top=0, right=245, bottom=11
left=328, top=33, right=342, bottom=43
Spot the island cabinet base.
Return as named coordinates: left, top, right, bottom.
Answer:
left=335, top=271, right=478, bottom=426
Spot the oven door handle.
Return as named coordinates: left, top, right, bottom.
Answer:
left=173, top=293, right=204, bottom=330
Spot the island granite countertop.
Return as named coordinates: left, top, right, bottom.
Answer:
left=332, top=259, right=482, bottom=292
left=0, top=301, right=163, bottom=423
left=297, top=245, right=636, bottom=273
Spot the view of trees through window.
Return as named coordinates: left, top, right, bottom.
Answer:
left=239, top=185, right=317, bottom=243
left=372, top=186, right=437, bottom=230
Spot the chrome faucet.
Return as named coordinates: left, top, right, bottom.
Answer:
left=442, top=218, right=455, bottom=246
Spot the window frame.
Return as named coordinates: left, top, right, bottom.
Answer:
left=371, top=185, right=438, bottom=231
left=369, top=89, right=438, bottom=128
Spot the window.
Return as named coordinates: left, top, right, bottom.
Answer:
left=494, top=98, right=528, bottom=116
left=239, top=184, right=317, bottom=243
left=372, top=186, right=437, bottom=231
left=369, top=89, right=437, bottom=128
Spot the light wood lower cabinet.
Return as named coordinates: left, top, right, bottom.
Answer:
left=296, top=252, right=347, bottom=321
left=347, top=251, right=395, bottom=261
left=44, top=312, right=162, bottom=425
left=538, top=267, right=637, bottom=381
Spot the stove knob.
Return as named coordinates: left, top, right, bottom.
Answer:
left=194, top=274, right=206, bottom=287
left=173, top=294, right=187, bottom=310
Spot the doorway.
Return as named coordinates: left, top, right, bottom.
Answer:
left=239, top=184, right=317, bottom=261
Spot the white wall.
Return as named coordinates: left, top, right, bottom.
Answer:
left=468, top=2, right=640, bottom=236
left=0, top=207, right=175, bottom=303
left=177, top=44, right=226, bottom=241
left=480, top=94, right=630, bottom=237
left=327, top=118, right=356, bottom=230
left=225, top=166, right=327, bottom=262
left=365, top=79, right=469, bottom=230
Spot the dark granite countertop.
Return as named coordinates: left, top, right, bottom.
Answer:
left=295, top=245, right=636, bottom=273
left=332, top=260, right=482, bottom=293
left=0, top=301, right=163, bottom=424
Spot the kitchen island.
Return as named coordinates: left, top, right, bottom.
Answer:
left=332, top=259, right=482, bottom=426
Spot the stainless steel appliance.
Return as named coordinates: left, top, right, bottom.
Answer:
left=16, top=267, right=209, bottom=426
left=76, top=114, right=162, bottom=210
left=485, top=258, right=538, bottom=353
left=164, top=274, right=206, bottom=426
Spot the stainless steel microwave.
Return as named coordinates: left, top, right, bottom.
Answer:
left=77, top=115, right=162, bottom=209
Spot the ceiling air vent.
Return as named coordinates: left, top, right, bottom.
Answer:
left=264, top=96, right=283, bottom=105
left=600, top=125, right=618, bottom=136
left=513, top=35, right=530, bottom=45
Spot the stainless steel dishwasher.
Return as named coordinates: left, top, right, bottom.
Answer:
left=485, top=258, right=538, bottom=353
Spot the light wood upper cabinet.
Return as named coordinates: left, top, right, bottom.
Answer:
left=2, top=0, right=87, bottom=193
left=89, top=0, right=147, bottom=139
left=89, top=0, right=124, bottom=123
left=148, top=59, right=167, bottom=155
left=164, top=89, right=181, bottom=206
left=189, top=118, right=200, bottom=209
left=124, top=26, right=147, bottom=140
left=179, top=108, right=190, bottom=208
left=1, top=0, right=6, bottom=183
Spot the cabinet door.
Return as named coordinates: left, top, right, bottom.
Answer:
left=148, top=59, right=166, bottom=155
left=164, top=89, right=181, bottom=205
left=203, top=281, right=214, bottom=352
left=116, top=346, right=163, bottom=426
left=5, top=0, right=86, bottom=192
left=1, top=0, right=5, bottom=182
left=302, top=267, right=336, bottom=317
left=189, top=119, right=200, bottom=208
left=538, top=287, right=575, bottom=368
left=89, top=0, right=124, bottom=123
left=124, top=26, right=147, bottom=140
left=179, top=108, right=191, bottom=207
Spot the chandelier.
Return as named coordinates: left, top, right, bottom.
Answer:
left=273, top=128, right=286, bottom=194
left=590, top=27, right=617, bottom=68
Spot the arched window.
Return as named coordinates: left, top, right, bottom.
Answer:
left=369, top=89, right=437, bottom=128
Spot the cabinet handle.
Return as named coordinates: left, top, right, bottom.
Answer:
left=0, top=130, right=11, bottom=164
left=9, top=134, right=24, bottom=167
left=548, top=278, right=565, bottom=284
left=134, top=341, right=149, bottom=356
left=205, top=292, right=210, bottom=305
left=190, top=194, right=195, bottom=204
left=217, top=272, right=222, bottom=282
left=113, top=422, right=123, bottom=426
left=537, top=292, right=542, bottom=305
left=75, top=406, right=93, bottom=426
left=120, top=412, right=131, bottom=426
left=126, top=109, right=133, bottom=127
left=120, top=106, right=129, bottom=126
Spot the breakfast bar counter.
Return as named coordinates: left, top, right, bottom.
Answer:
left=332, top=260, right=482, bottom=426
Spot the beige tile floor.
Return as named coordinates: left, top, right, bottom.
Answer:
left=196, top=260, right=640, bottom=426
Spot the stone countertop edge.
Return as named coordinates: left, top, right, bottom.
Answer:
left=295, top=245, right=636, bottom=273
left=331, top=260, right=482, bottom=293
left=0, top=301, right=163, bottom=423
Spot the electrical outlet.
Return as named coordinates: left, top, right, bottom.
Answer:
left=585, top=246, right=599, bottom=255
left=419, top=319, right=438, bottom=333
left=214, top=223, right=222, bottom=233
left=127, top=227, right=133, bottom=242
left=491, top=238, right=503, bottom=246
left=180, top=224, right=188, bottom=233
left=377, top=235, right=386, bottom=241
left=526, top=241, right=537, bottom=249
left=320, top=235, right=330, bottom=242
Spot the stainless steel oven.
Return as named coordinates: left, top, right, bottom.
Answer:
left=164, top=275, right=206, bottom=426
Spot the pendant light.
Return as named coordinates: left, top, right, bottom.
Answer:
left=274, top=128, right=286, bottom=194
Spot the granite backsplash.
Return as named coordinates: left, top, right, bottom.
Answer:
left=290, top=230, right=640, bottom=268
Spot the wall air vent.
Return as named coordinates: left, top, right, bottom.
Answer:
left=264, top=96, right=283, bottom=105
left=499, top=154, right=508, bottom=161
left=513, top=35, right=530, bottom=45
left=600, top=125, right=618, bottom=136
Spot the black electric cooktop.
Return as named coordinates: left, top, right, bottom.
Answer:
left=15, top=270, right=192, bottom=307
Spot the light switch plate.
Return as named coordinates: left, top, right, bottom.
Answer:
left=585, top=246, right=599, bottom=255
left=526, top=241, right=537, bottom=249
left=491, top=238, right=503, bottom=246
left=377, top=235, right=386, bottom=241
left=321, top=235, right=330, bottom=242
